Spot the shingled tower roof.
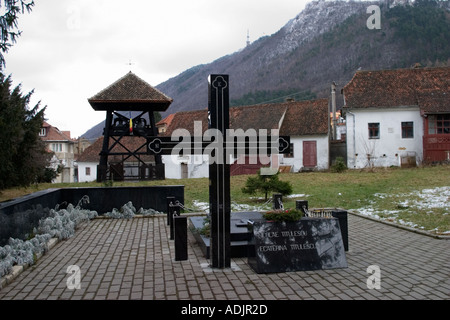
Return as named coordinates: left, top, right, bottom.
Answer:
left=88, top=71, right=173, bottom=112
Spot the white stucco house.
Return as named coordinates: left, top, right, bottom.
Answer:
left=76, top=136, right=155, bottom=182
left=159, top=99, right=330, bottom=179
left=76, top=137, right=102, bottom=183
left=344, top=106, right=424, bottom=168
left=40, top=121, right=76, bottom=183
left=342, top=66, right=450, bottom=169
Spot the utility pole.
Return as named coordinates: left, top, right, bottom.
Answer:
left=331, top=82, right=337, bottom=141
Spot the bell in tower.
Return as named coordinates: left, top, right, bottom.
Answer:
left=88, top=72, right=173, bottom=182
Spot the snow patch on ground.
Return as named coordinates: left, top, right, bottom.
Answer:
left=192, top=194, right=309, bottom=214
left=286, top=194, right=309, bottom=199
left=192, top=200, right=273, bottom=214
left=352, top=186, right=450, bottom=233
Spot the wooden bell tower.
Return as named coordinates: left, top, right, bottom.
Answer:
left=88, top=72, right=173, bottom=182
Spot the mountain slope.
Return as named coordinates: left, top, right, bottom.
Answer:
left=82, top=0, right=450, bottom=140
left=156, top=0, right=381, bottom=114
left=155, top=0, right=449, bottom=117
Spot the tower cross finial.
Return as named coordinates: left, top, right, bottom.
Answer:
left=126, top=59, right=135, bottom=71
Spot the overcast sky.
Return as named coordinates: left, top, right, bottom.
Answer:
left=4, top=0, right=311, bottom=137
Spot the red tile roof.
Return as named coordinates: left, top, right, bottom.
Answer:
left=76, top=137, right=102, bottom=162
left=230, top=104, right=286, bottom=131
left=161, top=99, right=329, bottom=137
left=342, top=67, right=450, bottom=113
left=76, top=136, right=154, bottom=163
left=160, top=109, right=209, bottom=137
left=41, top=121, right=73, bottom=142
left=156, top=113, right=175, bottom=127
left=417, top=91, right=449, bottom=114
left=280, top=99, right=329, bottom=136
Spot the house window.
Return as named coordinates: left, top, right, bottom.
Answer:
left=39, top=128, right=46, bottom=137
left=85, top=167, right=91, bottom=176
left=284, top=146, right=294, bottom=158
left=402, top=122, right=414, bottom=139
left=284, top=152, right=294, bottom=158
left=428, top=115, right=450, bottom=134
left=51, top=143, right=63, bottom=152
left=368, top=123, right=380, bottom=139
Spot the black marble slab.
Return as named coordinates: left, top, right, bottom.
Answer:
left=248, top=218, right=347, bottom=274
left=189, top=212, right=263, bottom=258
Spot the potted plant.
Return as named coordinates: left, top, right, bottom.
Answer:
left=262, top=208, right=304, bottom=222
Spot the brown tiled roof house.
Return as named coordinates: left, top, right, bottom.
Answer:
left=342, top=66, right=450, bottom=165
left=157, top=99, right=330, bottom=176
left=160, top=99, right=329, bottom=137
left=77, top=98, right=331, bottom=180
left=40, top=121, right=73, bottom=143
left=156, top=113, right=175, bottom=134
left=343, top=66, right=449, bottom=111
left=40, top=121, right=76, bottom=183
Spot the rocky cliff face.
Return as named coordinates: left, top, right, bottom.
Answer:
left=274, top=0, right=373, bottom=57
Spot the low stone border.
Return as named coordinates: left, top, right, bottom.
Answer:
left=0, top=213, right=205, bottom=290
left=0, top=237, right=59, bottom=289
left=347, top=210, right=450, bottom=240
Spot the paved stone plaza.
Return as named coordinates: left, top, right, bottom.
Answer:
left=0, top=213, right=448, bottom=300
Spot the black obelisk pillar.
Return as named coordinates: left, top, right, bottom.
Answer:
left=208, top=75, right=231, bottom=269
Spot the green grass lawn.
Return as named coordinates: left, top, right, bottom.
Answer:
left=1, top=165, right=449, bottom=234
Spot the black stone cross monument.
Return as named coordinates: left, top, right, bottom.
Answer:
left=208, top=75, right=231, bottom=268
left=146, top=74, right=291, bottom=269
